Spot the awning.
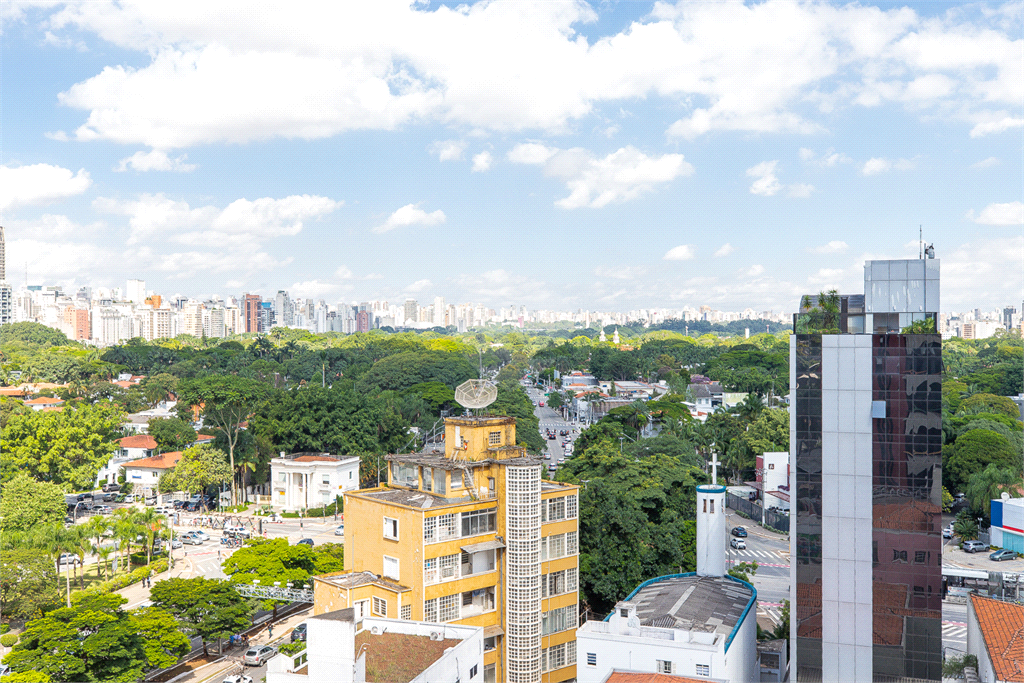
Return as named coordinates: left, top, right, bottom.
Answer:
left=460, top=539, right=505, bottom=554
left=483, top=625, right=504, bottom=639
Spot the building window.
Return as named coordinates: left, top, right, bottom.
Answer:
left=488, top=431, right=501, bottom=445
left=566, top=494, right=577, bottom=519
left=392, top=462, right=417, bottom=486
left=587, top=653, right=597, bottom=667
left=914, top=551, right=928, bottom=564
left=349, top=471, right=353, bottom=480
left=488, top=477, right=495, bottom=495
left=484, top=664, right=496, bottom=683
left=438, top=593, right=461, bottom=622
left=423, top=557, right=437, bottom=584
left=424, top=513, right=457, bottom=543
left=484, top=636, right=496, bottom=652
left=401, top=604, right=412, bottom=620
left=657, top=660, right=674, bottom=674
left=709, top=499, right=715, bottom=514
left=470, top=664, right=478, bottom=679
left=383, top=517, right=399, bottom=540
left=278, top=473, right=287, bottom=482
left=322, top=474, right=330, bottom=485
left=383, top=555, right=400, bottom=580
left=892, top=549, right=908, bottom=563
left=543, top=567, right=577, bottom=597
left=696, top=664, right=710, bottom=677
left=541, top=605, right=577, bottom=635
left=422, top=467, right=433, bottom=492
left=461, top=508, right=497, bottom=537
left=372, top=596, right=387, bottom=617
left=547, top=497, right=566, bottom=522
left=423, top=598, right=437, bottom=622
left=439, top=554, right=459, bottom=581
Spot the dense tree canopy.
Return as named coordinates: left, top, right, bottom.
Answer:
left=0, top=473, right=68, bottom=532
left=149, top=578, right=251, bottom=650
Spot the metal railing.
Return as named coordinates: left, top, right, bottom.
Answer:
left=235, top=583, right=313, bottom=603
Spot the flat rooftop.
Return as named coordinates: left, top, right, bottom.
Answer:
left=355, top=630, right=462, bottom=683
left=628, top=575, right=755, bottom=637
left=315, top=571, right=410, bottom=593
left=354, top=487, right=478, bottom=509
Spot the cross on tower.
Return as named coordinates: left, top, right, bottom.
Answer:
left=710, top=451, right=719, bottom=486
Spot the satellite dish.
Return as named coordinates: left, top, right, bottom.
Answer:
left=455, top=379, right=497, bottom=410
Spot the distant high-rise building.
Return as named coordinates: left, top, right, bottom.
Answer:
left=791, top=257, right=942, bottom=682
left=276, top=290, right=295, bottom=327
left=404, top=299, right=418, bottom=326
left=0, top=226, right=6, bottom=283
left=1003, top=306, right=1017, bottom=331
left=126, top=279, right=146, bottom=303
left=243, top=293, right=262, bottom=333
left=0, top=283, right=12, bottom=326
left=356, top=309, right=372, bottom=333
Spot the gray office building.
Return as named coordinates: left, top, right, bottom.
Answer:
left=790, top=258, right=942, bottom=682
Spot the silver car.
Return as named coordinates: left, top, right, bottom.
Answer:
left=242, top=645, right=277, bottom=666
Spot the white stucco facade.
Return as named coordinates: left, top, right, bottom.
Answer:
left=270, top=453, right=360, bottom=511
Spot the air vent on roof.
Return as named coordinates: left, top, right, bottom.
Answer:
left=370, top=626, right=381, bottom=635
left=430, top=631, right=443, bottom=641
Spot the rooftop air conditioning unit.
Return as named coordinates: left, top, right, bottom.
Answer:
left=430, top=631, right=443, bottom=641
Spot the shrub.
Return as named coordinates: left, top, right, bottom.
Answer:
left=0, top=633, right=18, bottom=647
left=278, top=641, right=305, bottom=655
left=0, top=623, right=8, bottom=634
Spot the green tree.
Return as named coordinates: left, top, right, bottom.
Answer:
left=131, top=606, right=192, bottom=670
left=149, top=577, right=252, bottom=655
left=0, top=403, right=125, bottom=489
left=177, top=376, right=270, bottom=505
left=140, top=373, right=179, bottom=407
left=958, top=393, right=1021, bottom=420
left=0, top=549, right=61, bottom=620
left=222, top=538, right=344, bottom=600
left=953, top=513, right=979, bottom=541
left=796, top=290, right=841, bottom=333
left=0, top=474, right=67, bottom=533
left=728, top=560, right=759, bottom=583
left=965, top=465, right=1022, bottom=517
left=159, top=444, right=232, bottom=496
left=944, top=429, right=1020, bottom=493
left=147, top=417, right=197, bottom=451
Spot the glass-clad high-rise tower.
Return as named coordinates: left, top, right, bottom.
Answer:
left=790, top=258, right=943, bottom=682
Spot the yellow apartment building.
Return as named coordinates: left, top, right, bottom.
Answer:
left=312, top=414, right=579, bottom=683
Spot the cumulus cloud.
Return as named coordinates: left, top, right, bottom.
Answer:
left=746, top=161, right=782, bottom=196
left=372, top=203, right=446, bottom=234
left=95, top=193, right=341, bottom=245
left=509, top=143, right=693, bottom=208
left=335, top=265, right=354, bottom=279
left=471, top=150, right=493, bottom=172
left=787, top=183, right=814, bottom=198
left=800, top=148, right=852, bottom=167
left=405, top=279, right=432, bottom=293
left=115, top=150, right=197, bottom=172
left=0, top=164, right=92, bottom=210
left=714, top=243, right=734, bottom=257
left=809, top=241, right=849, bottom=254
left=861, top=157, right=915, bottom=175
left=428, top=140, right=467, bottom=162
left=37, top=1, right=1019, bottom=146
left=744, top=265, right=765, bottom=277
left=967, top=201, right=1024, bottom=226
left=663, top=245, right=696, bottom=261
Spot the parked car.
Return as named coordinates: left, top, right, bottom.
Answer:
left=102, top=483, right=120, bottom=493
left=58, top=553, right=81, bottom=565
left=539, top=402, right=545, bottom=407
left=170, top=539, right=183, bottom=549
left=730, top=538, right=746, bottom=549
left=291, top=623, right=308, bottom=642
left=224, top=526, right=251, bottom=539
left=547, top=464, right=557, bottom=474
left=223, top=675, right=253, bottom=683
left=963, top=540, right=987, bottom=553
left=990, top=549, right=1017, bottom=561
left=296, top=538, right=314, bottom=547
left=334, top=525, right=345, bottom=536
left=242, top=645, right=277, bottom=666
left=93, top=505, right=113, bottom=514
left=731, top=527, right=748, bottom=538
left=182, top=533, right=205, bottom=545
left=942, top=527, right=954, bottom=539
left=172, top=500, right=186, bottom=509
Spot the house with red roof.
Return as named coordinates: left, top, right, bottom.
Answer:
left=123, top=451, right=184, bottom=500
left=270, top=451, right=361, bottom=511
left=968, top=593, right=1024, bottom=682
left=24, top=395, right=65, bottom=411
left=96, top=434, right=160, bottom=487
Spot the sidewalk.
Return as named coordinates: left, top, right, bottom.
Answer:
left=117, top=555, right=195, bottom=608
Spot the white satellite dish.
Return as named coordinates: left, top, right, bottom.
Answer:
left=455, top=379, right=497, bottom=411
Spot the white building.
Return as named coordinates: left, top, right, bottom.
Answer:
left=267, top=609, right=483, bottom=683
left=575, top=484, right=758, bottom=683
left=123, top=451, right=183, bottom=499
left=97, top=434, right=158, bottom=486
left=270, top=452, right=361, bottom=511
left=757, top=451, right=791, bottom=513
left=966, top=593, right=1024, bottom=683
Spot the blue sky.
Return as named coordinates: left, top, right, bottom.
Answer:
left=1, top=0, right=1021, bottom=313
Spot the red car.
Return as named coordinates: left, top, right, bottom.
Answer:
left=539, top=401, right=545, bottom=407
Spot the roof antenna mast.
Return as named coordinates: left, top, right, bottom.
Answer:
left=919, top=225, right=923, bottom=259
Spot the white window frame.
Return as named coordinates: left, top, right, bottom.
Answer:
left=401, top=604, right=412, bottom=620
left=657, top=660, right=674, bottom=674
left=383, top=555, right=400, bottom=581
left=372, top=596, right=387, bottom=617
left=383, top=516, right=399, bottom=540
left=696, top=663, right=710, bottom=677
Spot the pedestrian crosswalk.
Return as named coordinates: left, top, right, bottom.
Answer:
left=943, top=621, right=967, bottom=643
left=731, top=549, right=786, bottom=560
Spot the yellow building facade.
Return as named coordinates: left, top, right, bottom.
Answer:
left=313, top=415, right=579, bottom=683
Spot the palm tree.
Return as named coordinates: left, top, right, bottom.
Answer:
left=953, top=516, right=978, bottom=542
left=735, top=393, right=765, bottom=422
left=95, top=544, right=113, bottom=581
left=133, top=507, right=167, bottom=567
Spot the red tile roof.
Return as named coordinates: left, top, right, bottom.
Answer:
left=194, top=434, right=215, bottom=442
left=125, top=451, right=182, bottom=470
left=117, top=434, right=158, bottom=450
left=605, top=672, right=717, bottom=683
left=0, top=387, right=26, bottom=397
left=971, top=594, right=1024, bottom=682
left=25, top=396, right=64, bottom=405
left=112, top=381, right=134, bottom=389
left=293, top=455, right=338, bottom=462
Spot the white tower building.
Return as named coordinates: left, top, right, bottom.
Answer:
left=696, top=484, right=727, bottom=577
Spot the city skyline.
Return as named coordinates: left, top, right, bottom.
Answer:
left=1, top=1, right=1021, bottom=313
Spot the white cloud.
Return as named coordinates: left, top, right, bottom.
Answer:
left=428, top=140, right=467, bottom=162
left=455, top=269, right=550, bottom=302
left=115, top=150, right=197, bottom=172
left=510, top=144, right=693, bottom=209
left=38, top=1, right=1020, bottom=146
left=969, top=116, right=1024, bottom=138
left=744, top=265, right=765, bottom=277
left=663, top=245, right=696, bottom=261
left=95, top=193, right=341, bottom=245
left=809, top=241, right=849, bottom=254
left=0, top=164, right=92, bottom=211
left=4, top=214, right=104, bottom=241
left=471, top=150, right=493, bottom=173
left=941, top=236, right=1024, bottom=309
left=971, top=156, right=1000, bottom=169
left=405, top=279, right=432, bottom=293
left=799, top=148, right=815, bottom=162
left=797, top=148, right=850, bottom=168
left=714, top=243, right=734, bottom=257
left=335, top=265, right=354, bottom=279
left=289, top=279, right=346, bottom=299
left=594, top=265, right=646, bottom=280
left=372, top=203, right=446, bottom=234
left=967, top=201, right=1024, bottom=226
left=787, top=183, right=814, bottom=198
left=861, top=157, right=915, bottom=176
left=746, top=161, right=782, bottom=196
left=507, top=143, right=557, bottom=165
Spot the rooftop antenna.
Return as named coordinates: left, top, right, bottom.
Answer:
left=919, top=225, right=923, bottom=259
left=454, top=379, right=497, bottom=415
